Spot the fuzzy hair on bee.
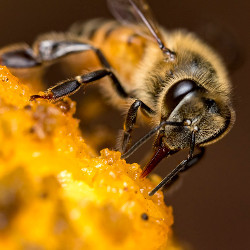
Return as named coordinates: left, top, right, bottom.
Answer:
left=134, top=30, right=235, bottom=147
left=0, top=0, right=235, bottom=196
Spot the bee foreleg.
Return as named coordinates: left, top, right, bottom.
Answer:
left=180, top=147, right=205, bottom=172
left=121, top=100, right=155, bottom=153
left=148, top=132, right=202, bottom=196
left=30, top=69, right=127, bottom=101
left=148, top=146, right=205, bottom=196
left=159, top=147, right=205, bottom=191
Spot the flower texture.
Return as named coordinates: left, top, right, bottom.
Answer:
left=0, top=66, right=180, bottom=250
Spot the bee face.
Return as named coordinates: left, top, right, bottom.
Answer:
left=163, top=89, right=233, bottom=150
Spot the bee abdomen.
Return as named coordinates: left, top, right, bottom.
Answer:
left=69, top=19, right=149, bottom=87
left=69, top=19, right=119, bottom=41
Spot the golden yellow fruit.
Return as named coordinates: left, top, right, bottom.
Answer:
left=0, top=66, right=180, bottom=249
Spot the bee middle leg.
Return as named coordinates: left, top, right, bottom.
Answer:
left=120, top=100, right=155, bottom=153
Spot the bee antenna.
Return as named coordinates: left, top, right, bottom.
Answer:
left=121, top=121, right=183, bottom=159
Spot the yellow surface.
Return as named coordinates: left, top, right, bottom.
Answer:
left=0, top=66, right=179, bottom=249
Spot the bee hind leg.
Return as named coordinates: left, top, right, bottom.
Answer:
left=0, top=44, right=41, bottom=68
left=0, top=39, right=129, bottom=99
left=35, top=40, right=129, bottom=98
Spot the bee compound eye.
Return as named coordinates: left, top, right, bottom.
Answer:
left=165, top=79, right=198, bottom=111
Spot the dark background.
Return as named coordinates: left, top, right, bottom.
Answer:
left=0, top=0, right=249, bottom=249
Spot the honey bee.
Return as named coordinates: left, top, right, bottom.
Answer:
left=0, top=0, right=235, bottom=196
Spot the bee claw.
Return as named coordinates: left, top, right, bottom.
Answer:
left=29, top=95, right=42, bottom=101
left=29, top=93, right=54, bottom=101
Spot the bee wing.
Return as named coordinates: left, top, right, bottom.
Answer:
left=107, top=0, right=166, bottom=50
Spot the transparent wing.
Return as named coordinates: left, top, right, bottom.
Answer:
left=107, top=0, right=167, bottom=51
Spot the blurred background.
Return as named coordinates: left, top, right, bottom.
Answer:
left=0, top=0, right=249, bottom=249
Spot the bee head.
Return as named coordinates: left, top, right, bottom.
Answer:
left=161, top=80, right=235, bottom=150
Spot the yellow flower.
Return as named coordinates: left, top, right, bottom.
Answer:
left=0, top=66, right=180, bottom=250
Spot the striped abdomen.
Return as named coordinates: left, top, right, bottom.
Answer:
left=70, top=19, right=148, bottom=83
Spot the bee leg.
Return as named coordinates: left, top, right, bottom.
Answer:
left=0, top=41, right=128, bottom=98
left=161, top=147, right=205, bottom=190
left=37, top=40, right=128, bottom=97
left=30, top=69, right=127, bottom=101
left=179, top=147, right=205, bottom=172
left=148, top=132, right=205, bottom=196
left=37, top=40, right=120, bottom=73
left=121, top=100, right=155, bottom=153
left=0, top=41, right=113, bottom=69
left=0, top=45, right=41, bottom=68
